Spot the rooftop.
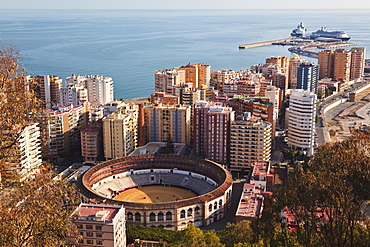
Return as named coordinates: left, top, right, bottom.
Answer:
left=73, top=204, right=123, bottom=222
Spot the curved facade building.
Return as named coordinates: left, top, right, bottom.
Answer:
left=287, top=90, right=317, bottom=156
left=77, top=154, right=233, bottom=231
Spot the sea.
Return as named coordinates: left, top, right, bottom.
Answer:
left=1, top=9, right=370, bottom=100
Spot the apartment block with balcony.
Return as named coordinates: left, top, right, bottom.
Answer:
left=204, top=104, right=235, bottom=164
left=66, top=74, right=114, bottom=105
left=5, top=123, right=43, bottom=180
left=230, top=116, right=272, bottom=172
left=29, top=75, right=63, bottom=107
left=287, top=90, right=317, bottom=156
left=103, top=105, right=138, bottom=160
left=350, top=47, right=366, bottom=80
left=41, top=103, right=89, bottom=158
left=59, top=83, right=88, bottom=106
left=68, top=204, right=126, bottom=247
left=81, top=122, right=102, bottom=164
left=334, top=49, right=351, bottom=81
left=142, top=104, right=191, bottom=144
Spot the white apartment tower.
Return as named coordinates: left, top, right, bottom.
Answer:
left=103, top=105, right=138, bottom=160
left=287, top=90, right=317, bottom=156
left=59, top=83, right=88, bottom=106
left=8, top=123, right=43, bottom=179
left=66, top=75, right=114, bottom=105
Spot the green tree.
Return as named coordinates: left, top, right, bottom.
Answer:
left=276, top=134, right=370, bottom=247
left=173, top=224, right=206, bottom=247
left=204, top=230, right=224, bottom=247
left=220, top=221, right=254, bottom=247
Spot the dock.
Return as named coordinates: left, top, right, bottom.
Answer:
left=239, top=37, right=292, bottom=49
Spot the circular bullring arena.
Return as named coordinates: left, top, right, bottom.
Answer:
left=78, top=154, right=233, bottom=230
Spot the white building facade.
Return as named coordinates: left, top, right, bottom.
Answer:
left=287, top=90, right=317, bottom=156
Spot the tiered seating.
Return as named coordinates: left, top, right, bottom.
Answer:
left=185, top=177, right=216, bottom=194
left=159, top=173, right=185, bottom=186
left=117, top=176, right=136, bottom=188
left=130, top=174, right=152, bottom=186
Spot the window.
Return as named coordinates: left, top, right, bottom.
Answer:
left=158, top=212, right=164, bottom=221
left=150, top=213, right=156, bottom=221
left=96, top=232, right=103, bottom=238
left=135, top=213, right=141, bottom=221
left=96, top=225, right=102, bottom=231
left=187, top=208, right=193, bottom=217
left=86, top=232, right=93, bottom=237
left=180, top=210, right=185, bottom=218
left=87, top=239, right=93, bottom=244
left=96, top=240, right=103, bottom=245
left=166, top=211, right=172, bottom=220
left=127, top=212, right=133, bottom=221
left=86, top=225, right=93, bottom=229
left=209, top=204, right=212, bottom=212
left=77, top=224, right=83, bottom=229
left=194, top=206, right=200, bottom=216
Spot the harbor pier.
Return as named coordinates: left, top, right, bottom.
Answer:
left=239, top=37, right=292, bottom=49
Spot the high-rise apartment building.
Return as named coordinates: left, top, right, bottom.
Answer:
left=69, top=204, right=126, bottom=247
left=205, top=105, right=235, bottom=164
left=81, top=122, right=102, bottom=164
left=142, top=104, right=191, bottom=144
left=334, top=49, right=351, bottom=81
left=223, top=97, right=275, bottom=130
left=5, top=123, right=42, bottom=180
left=210, top=69, right=248, bottom=94
left=265, top=86, right=281, bottom=120
left=59, top=83, right=88, bottom=106
left=266, top=56, right=290, bottom=69
left=230, top=116, right=272, bottom=172
left=193, top=101, right=211, bottom=156
left=297, top=62, right=319, bottom=94
left=287, top=90, right=317, bottom=156
left=66, top=75, right=114, bottom=105
left=318, top=50, right=335, bottom=79
left=289, top=56, right=307, bottom=89
left=154, top=69, right=185, bottom=94
left=103, top=105, right=138, bottom=160
left=41, top=103, right=89, bottom=158
left=350, top=47, right=366, bottom=80
left=30, top=75, right=63, bottom=107
left=177, top=63, right=211, bottom=88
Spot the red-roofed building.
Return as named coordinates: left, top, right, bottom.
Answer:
left=235, top=161, right=274, bottom=223
left=68, top=204, right=126, bottom=247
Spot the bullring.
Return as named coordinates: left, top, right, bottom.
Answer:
left=77, top=154, right=233, bottom=230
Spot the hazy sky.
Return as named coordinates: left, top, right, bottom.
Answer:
left=2, top=0, right=370, bottom=9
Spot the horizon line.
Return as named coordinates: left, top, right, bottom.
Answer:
left=2, top=8, right=370, bottom=10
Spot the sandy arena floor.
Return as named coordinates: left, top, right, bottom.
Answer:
left=113, top=185, right=197, bottom=203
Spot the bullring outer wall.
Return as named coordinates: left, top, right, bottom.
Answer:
left=77, top=154, right=233, bottom=230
